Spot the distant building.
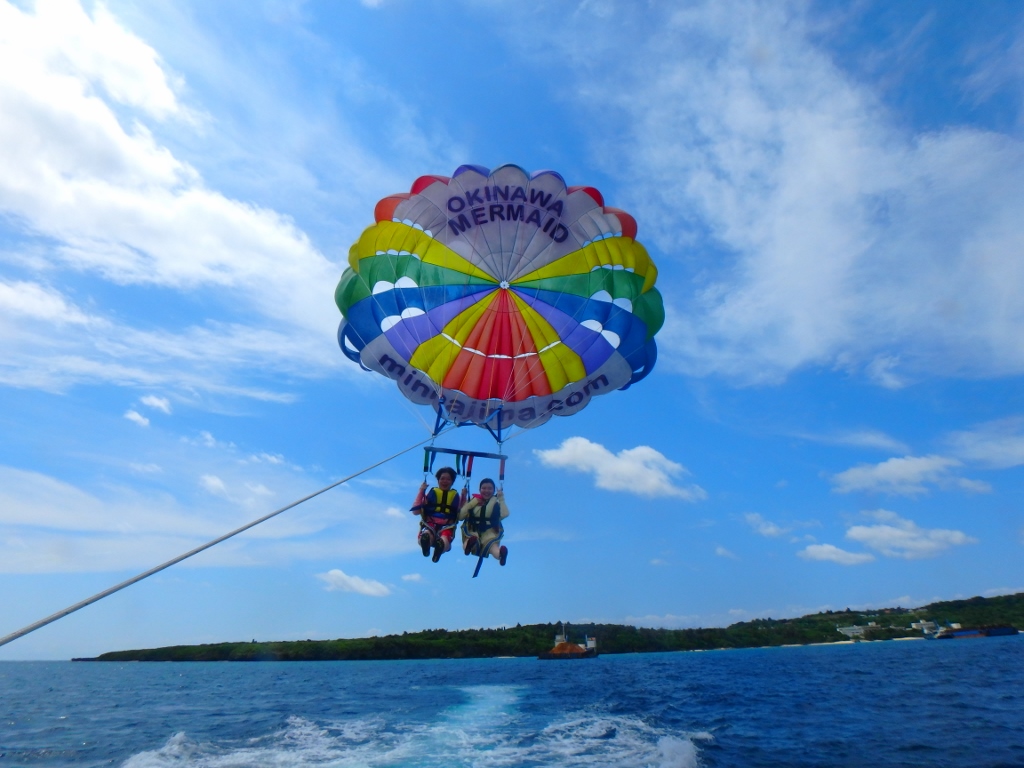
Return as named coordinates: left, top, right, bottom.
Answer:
left=836, top=622, right=878, bottom=638
left=910, top=621, right=940, bottom=635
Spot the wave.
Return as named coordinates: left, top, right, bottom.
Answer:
left=122, top=685, right=704, bottom=768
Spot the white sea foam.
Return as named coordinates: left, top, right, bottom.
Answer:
left=122, top=685, right=703, bottom=768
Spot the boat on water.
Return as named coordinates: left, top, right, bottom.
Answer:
left=538, top=623, right=598, bottom=660
left=933, top=626, right=1019, bottom=640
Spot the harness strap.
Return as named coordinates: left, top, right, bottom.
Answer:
left=472, top=530, right=504, bottom=579
left=465, top=500, right=501, bottom=533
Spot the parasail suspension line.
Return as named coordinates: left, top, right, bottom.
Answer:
left=479, top=405, right=506, bottom=444
left=497, top=443, right=506, bottom=490
left=0, top=431, right=451, bottom=650
left=431, top=395, right=450, bottom=438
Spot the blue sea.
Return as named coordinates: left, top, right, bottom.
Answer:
left=2, top=637, right=1022, bottom=767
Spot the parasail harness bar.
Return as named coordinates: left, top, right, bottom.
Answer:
left=423, top=446, right=507, bottom=486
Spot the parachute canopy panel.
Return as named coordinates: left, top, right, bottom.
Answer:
left=336, top=164, right=664, bottom=431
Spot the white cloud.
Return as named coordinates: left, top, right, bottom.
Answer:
left=0, top=0, right=334, bottom=311
left=714, top=545, right=738, bottom=559
left=140, top=395, right=171, bottom=414
left=5, top=0, right=183, bottom=120
left=0, top=0, right=355, bottom=398
left=196, top=431, right=219, bottom=448
left=534, top=437, right=707, bottom=500
left=248, top=453, right=285, bottom=465
left=744, top=513, right=788, bottom=537
left=382, top=506, right=405, bottom=519
left=124, top=409, right=149, bottom=427
left=845, top=510, right=977, bottom=560
left=507, top=1, right=1024, bottom=383
left=946, top=417, right=1024, bottom=469
left=865, top=356, right=907, bottom=390
left=200, top=474, right=227, bottom=496
left=0, top=280, right=92, bottom=325
left=798, top=543, right=875, bottom=565
left=831, top=454, right=989, bottom=496
left=317, top=568, right=390, bottom=597
left=401, top=573, right=422, bottom=582
left=956, top=478, right=994, bottom=494
left=244, top=483, right=273, bottom=497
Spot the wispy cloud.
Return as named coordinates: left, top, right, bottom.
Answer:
left=715, top=546, right=738, bottom=560
left=502, top=1, right=1024, bottom=384
left=140, top=395, right=172, bottom=414
left=0, top=422, right=412, bottom=574
left=946, top=417, right=1024, bottom=469
left=129, top=462, right=162, bottom=474
left=535, top=437, right=707, bottom=500
left=0, top=280, right=93, bottom=325
left=744, top=513, right=789, bottom=537
left=796, top=429, right=909, bottom=454
left=0, top=0, right=385, bottom=400
left=317, top=568, right=390, bottom=597
left=831, top=455, right=990, bottom=496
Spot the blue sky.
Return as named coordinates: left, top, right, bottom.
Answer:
left=2, top=0, right=1023, bottom=660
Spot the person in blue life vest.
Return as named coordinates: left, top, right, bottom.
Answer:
left=458, top=477, right=508, bottom=566
left=412, top=466, right=463, bottom=562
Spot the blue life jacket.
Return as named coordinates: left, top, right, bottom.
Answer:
left=419, top=487, right=460, bottom=525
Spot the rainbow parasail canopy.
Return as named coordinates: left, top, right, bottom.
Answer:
left=335, top=164, right=664, bottom=432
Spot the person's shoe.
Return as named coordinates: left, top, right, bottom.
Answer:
left=419, top=532, right=431, bottom=557
left=432, top=540, right=444, bottom=563
left=463, top=535, right=478, bottom=556
left=499, top=545, right=508, bottom=566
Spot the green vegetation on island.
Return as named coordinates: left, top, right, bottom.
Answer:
left=81, top=592, right=1024, bottom=662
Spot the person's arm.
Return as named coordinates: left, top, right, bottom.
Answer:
left=497, top=490, right=509, bottom=518
left=411, top=482, right=428, bottom=513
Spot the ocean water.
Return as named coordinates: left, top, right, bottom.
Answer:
left=1, top=637, right=1022, bottom=767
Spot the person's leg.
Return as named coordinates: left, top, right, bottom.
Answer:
left=486, top=540, right=507, bottom=565
left=432, top=529, right=453, bottom=562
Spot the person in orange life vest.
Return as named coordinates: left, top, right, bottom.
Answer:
left=411, top=466, right=463, bottom=563
left=458, top=477, right=508, bottom=566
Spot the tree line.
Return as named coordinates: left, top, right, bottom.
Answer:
left=83, top=592, right=1024, bottom=662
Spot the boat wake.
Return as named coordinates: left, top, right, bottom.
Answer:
left=122, top=685, right=704, bottom=768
